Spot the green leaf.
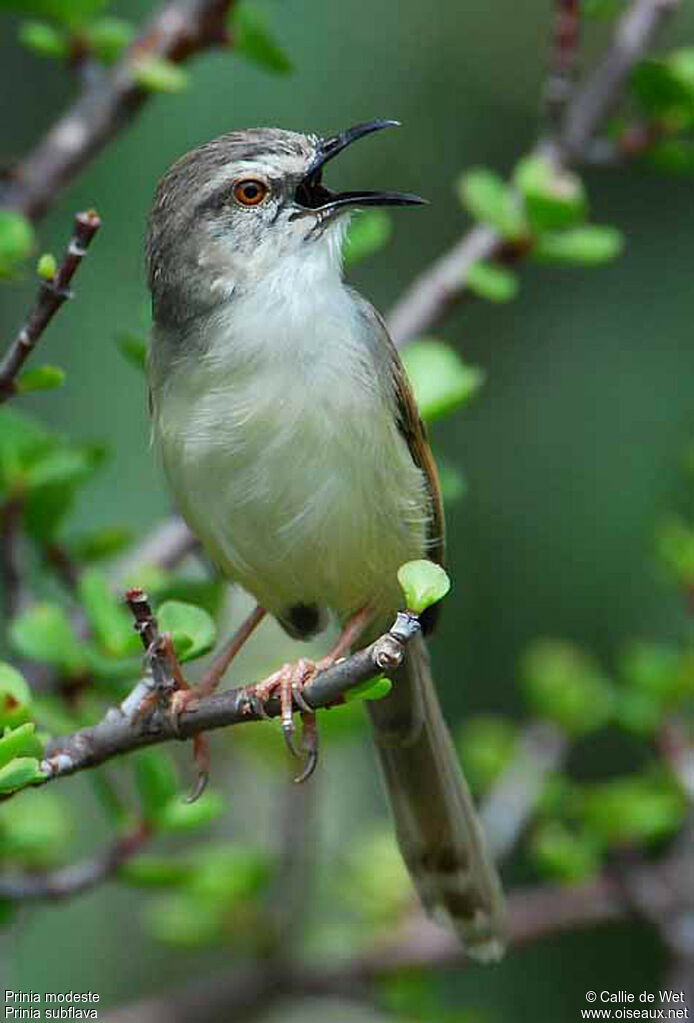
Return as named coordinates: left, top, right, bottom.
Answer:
left=581, top=772, right=687, bottom=847
left=133, top=56, right=189, bottom=94
left=457, top=715, right=518, bottom=793
left=343, top=210, right=392, bottom=266
left=533, top=225, right=623, bottom=265
left=115, top=332, right=148, bottom=372
left=0, top=408, right=53, bottom=497
left=648, top=139, right=694, bottom=176
left=584, top=0, right=625, bottom=18
left=458, top=168, right=527, bottom=240
left=144, top=893, right=223, bottom=947
left=16, top=365, right=66, bottom=394
left=1, top=0, right=107, bottom=29
left=530, top=821, right=601, bottom=882
left=9, top=603, right=87, bottom=675
left=513, top=153, right=587, bottom=231
left=189, top=843, right=273, bottom=902
left=119, top=855, right=192, bottom=888
left=0, top=723, right=43, bottom=769
left=156, top=790, right=225, bottom=832
left=397, top=560, right=451, bottom=615
left=0, top=211, right=35, bottom=278
left=69, top=525, right=133, bottom=563
left=18, top=20, right=69, bottom=58
left=467, top=260, right=518, bottom=303
left=157, top=601, right=217, bottom=663
left=632, top=57, right=694, bottom=117
left=84, top=17, right=134, bottom=62
left=345, top=674, right=392, bottom=703
left=78, top=569, right=140, bottom=657
left=36, top=252, right=57, bottom=279
left=134, top=751, right=179, bottom=817
left=0, top=757, right=44, bottom=794
left=402, top=339, right=485, bottom=422
left=521, top=639, right=614, bottom=735
left=657, top=514, right=694, bottom=585
left=0, top=663, right=32, bottom=731
left=23, top=443, right=106, bottom=542
left=230, top=1, right=292, bottom=75
left=0, top=790, right=69, bottom=869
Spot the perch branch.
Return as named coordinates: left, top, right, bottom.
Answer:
left=543, top=0, right=583, bottom=142
left=0, top=0, right=237, bottom=221
left=0, top=209, right=101, bottom=401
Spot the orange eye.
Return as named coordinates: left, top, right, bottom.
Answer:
left=233, top=179, right=268, bottom=206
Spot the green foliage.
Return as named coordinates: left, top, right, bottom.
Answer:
left=0, top=757, right=45, bottom=794
left=344, top=674, right=392, bottom=703
left=18, top=20, right=68, bottom=58
left=0, top=723, right=43, bottom=767
left=16, top=365, right=66, bottom=394
left=648, top=139, right=694, bottom=176
left=0, top=790, right=69, bottom=869
left=458, top=168, right=527, bottom=240
left=513, top=154, right=588, bottom=232
left=437, top=459, right=467, bottom=504
left=632, top=50, right=694, bottom=121
left=402, top=339, right=485, bottom=422
left=133, top=750, right=224, bottom=832
left=580, top=771, right=687, bottom=848
left=78, top=568, right=140, bottom=658
left=343, top=210, right=392, bottom=266
left=343, top=830, right=412, bottom=928
left=157, top=600, right=217, bottom=662
left=132, top=56, right=189, bottom=94
left=533, top=225, right=624, bottom=265
left=9, top=603, right=87, bottom=675
left=530, top=820, right=602, bottom=882
left=83, top=17, right=134, bottom=62
left=397, top=559, right=451, bottom=615
left=69, top=525, right=133, bottom=563
left=0, top=663, right=33, bottom=730
left=458, top=716, right=518, bottom=793
left=657, top=514, right=694, bottom=586
left=36, top=252, right=57, bottom=279
left=1, top=0, right=107, bottom=29
left=115, top=331, right=148, bottom=372
left=0, top=211, right=35, bottom=277
left=521, top=639, right=614, bottom=735
left=229, top=1, right=292, bottom=75
left=466, top=260, right=518, bottom=303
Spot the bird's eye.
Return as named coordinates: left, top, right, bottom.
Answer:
left=233, top=179, right=269, bottom=207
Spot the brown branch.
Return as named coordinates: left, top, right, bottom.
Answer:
left=1, top=0, right=237, bottom=222
left=0, top=209, right=101, bottom=401
left=543, top=0, right=583, bottom=143
left=387, top=0, right=679, bottom=346
left=38, top=614, right=413, bottom=787
left=0, top=820, right=150, bottom=901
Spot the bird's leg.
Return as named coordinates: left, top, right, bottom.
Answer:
left=169, top=604, right=266, bottom=801
left=250, top=606, right=373, bottom=782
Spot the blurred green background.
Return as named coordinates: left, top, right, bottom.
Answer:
left=2, top=0, right=694, bottom=1019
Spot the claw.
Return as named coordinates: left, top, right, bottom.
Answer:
left=294, top=744, right=318, bottom=784
left=282, top=719, right=301, bottom=759
left=185, top=734, right=210, bottom=803
left=294, top=712, right=319, bottom=783
left=185, top=768, right=209, bottom=803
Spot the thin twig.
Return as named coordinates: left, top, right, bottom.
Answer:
left=543, top=0, right=583, bottom=142
left=0, top=209, right=101, bottom=401
left=0, top=820, right=150, bottom=901
left=0, top=0, right=237, bottom=221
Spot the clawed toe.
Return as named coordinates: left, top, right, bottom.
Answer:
left=250, top=658, right=321, bottom=781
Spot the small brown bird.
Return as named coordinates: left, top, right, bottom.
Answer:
left=145, top=120, right=506, bottom=961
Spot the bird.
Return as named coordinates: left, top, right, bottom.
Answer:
left=145, top=119, right=506, bottom=961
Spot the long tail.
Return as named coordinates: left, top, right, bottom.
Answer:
left=366, top=632, right=507, bottom=962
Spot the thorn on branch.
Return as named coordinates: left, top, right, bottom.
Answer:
left=0, top=209, right=101, bottom=403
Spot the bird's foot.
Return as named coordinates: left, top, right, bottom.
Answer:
left=250, top=657, right=324, bottom=783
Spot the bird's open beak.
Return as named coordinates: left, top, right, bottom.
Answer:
left=294, top=119, right=427, bottom=212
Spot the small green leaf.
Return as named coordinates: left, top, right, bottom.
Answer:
left=457, top=715, right=518, bottom=793
left=0, top=723, right=43, bottom=768
left=9, top=603, right=87, bottom=675
left=530, top=821, right=601, bottom=882
left=397, top=560, right=451, bottom=615
left=84, top=17, right=134, bottom=62
left=581, top=772, right=687, bottom=847
left=533, top=225, right=623, bottom=265
left=402, top=339, right=485, bottom=422
left=4, top=0, right=108, bottom=29
left=467, top=260, right=518, bottom=303
left=0, top=211, right=35, bottom=278
left=18, top=20, right=69, bottom=58
left=189, top=843, right=273, bottom=902
left=458, top=168, right=527, bottom=240
left=78, top=569, right=140, bottom=657
left=521, top=639, right=614, bottom=735
left=16, top=366, right=66, bottom=394
left=648, top=139, right=694, bottom=176
left=119, top=855, right=192, bottom=888
left=632, top=57, right=694, bottom=116
left=134, top=751, right=179, bottom=817
left=230, top=1, right=292, bottom=75
left=69, top=525, right=133, bottom=563
left=0, top=757, right=44, bottom=794
left=144, top=893, right=223, bottom=947
left=345, top=674, right=392, bottom=703
left=0, top=664, right=32, bottom=730
left=0, top=790, right=70, bottom=869
left=343, top=210, right=392, bottom=266
left=156, top=790, right=225, bottom=832
left=157, top=601, right=217, bottom=663
left=584, top=0, right=625, bottom=18
left=115, top=332, right=148, bottom=372
left=36, top=252, right=57, bottom=280
left=657, top=514, right=694, bottom=586
left=132, top=56, right=189, bottom=94
left=513, top=153, right=587, bottom=231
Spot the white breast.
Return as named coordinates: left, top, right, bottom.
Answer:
left=152, top=252, right=429, bottom=630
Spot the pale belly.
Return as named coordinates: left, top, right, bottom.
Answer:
left=154, top=356, right=430, bottom=632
